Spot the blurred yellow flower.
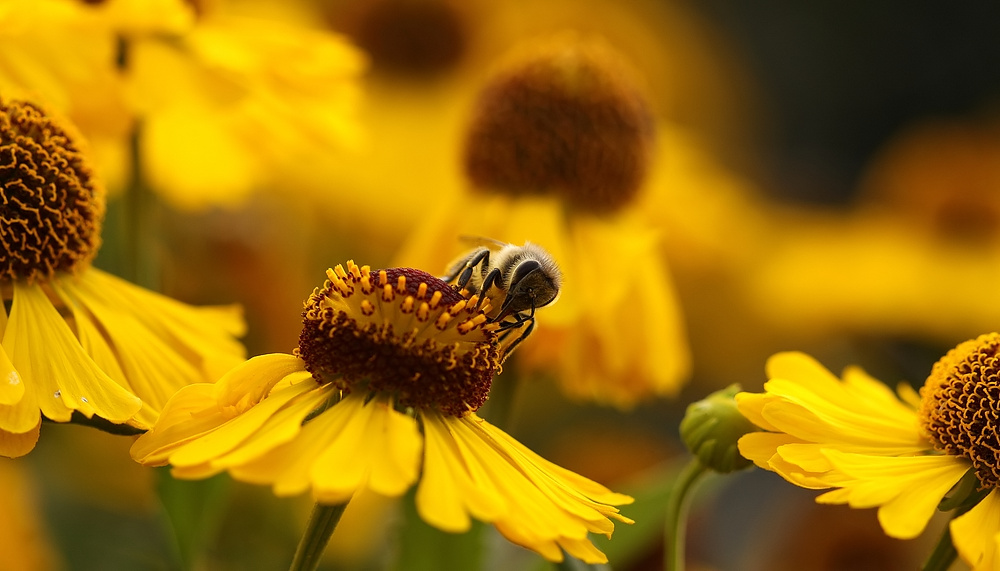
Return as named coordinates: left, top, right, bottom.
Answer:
left=132, top=262, right=633, bottom=564
left=0, top=99, right=245, bottom=457
left=737, top=335, right=1000, bottom=570
left=0, top=0, right=134, bottom=190
left=0, top=0, right=365, bottom=210
left=397, top=35, right=690, bottom=407
left=747, top=117, right=1000, bottom=342
left=125, top=0, right=366, bottom=209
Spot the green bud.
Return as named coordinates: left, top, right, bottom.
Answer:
left=679, top=384, right=758, bottom=473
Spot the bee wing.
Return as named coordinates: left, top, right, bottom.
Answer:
left=457, top=235, right=509, bottom=250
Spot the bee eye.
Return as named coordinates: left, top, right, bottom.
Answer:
left=510, top=260, right=542, bottom=286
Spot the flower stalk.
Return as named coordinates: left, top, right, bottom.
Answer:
left=664, top=458, right=709, bottom=571
left=289, top=501, right=351, bottom=571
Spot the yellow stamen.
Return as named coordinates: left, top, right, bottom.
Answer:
left=401, top=296, right=415, bottom=313
left=428, top=290, right=443, bottom=309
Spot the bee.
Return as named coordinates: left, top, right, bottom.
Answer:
left=441, top=238, right=562, bottom=355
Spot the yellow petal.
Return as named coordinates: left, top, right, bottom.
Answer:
left=129, top=383, right=219, bottom=465
left=417, top=414, right=506, bottom=533
left=211, top=382, right=336, bottom=470
left=131, top=354, right=308, bottom=465
left=168, top=379, right=319, bottom=467
left=0, top=422, right=40, bottom=458
left=0, top=298, right=23, bottom=407
left=5, top=282, right=141, bottom=423
left=64, top=268, right=246, bottom=383
left=356, top=399, right=422, bottom=499
left=735, top=392, right=781, bottom=432
left=0, top=345, right=24, bottom=407
left=214, top=354, right=307, bottom=408
left=766, top=352, right=843, bottom=391
left=416, top=413, right=630, bottom=564
left=952, top=490, right=1000, bottom=571
left=309, top=395, right=413, bottom=503
left=54, top=276, right=203, bottom=415
left=224, top=391, right=356, bottom=498
left=819, top=450, right=969, bottom=539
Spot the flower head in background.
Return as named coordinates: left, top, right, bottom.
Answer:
left=0, top=98, right=246, bottom=457
left=132, top=261, right=633, bottom=564
left=398, top=34, right=689, bottom=407
left=737, top=333, right=1000, bottom=570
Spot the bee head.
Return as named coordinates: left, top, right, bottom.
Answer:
left=498, top=259, right=561, bottom=318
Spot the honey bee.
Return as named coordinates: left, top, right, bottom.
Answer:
left=442, top=238, right=562, bottom=355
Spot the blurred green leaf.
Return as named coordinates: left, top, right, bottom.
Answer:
left=155, top=468, right=232, bottom=570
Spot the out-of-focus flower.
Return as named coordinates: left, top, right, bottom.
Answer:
left=316, top=0, right=758, bottom=253
left=124, top=0, right=366, bottom=210
left=132, top=261, right=633, bottom=564
left=397, top=34, right=689, bottom=407
left=0, top=98, right=245, bottom=457
left=747, top=117, right=1000, bottom=342
left=0, top=0, right=134, bottom=190
left=737, top=334, right=1000, bottom=570
left=0, top=0, right=365, bottom=210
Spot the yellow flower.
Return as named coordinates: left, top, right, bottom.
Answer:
left=397, top=35, right=690, bottom=407
left=0, top=0, right=134, bottom=190
left=0, top=98, right=246, bottom=457
left=132, top=261, right=633, bottom=564
left=746, top=117, right=1000, bottom=342
left=0, top=0, right=364, bottom=209
left=124, top=0, right=366, bottom=210
left=737, top=334, right=1000, bottom=570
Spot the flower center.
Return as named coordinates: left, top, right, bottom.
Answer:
left=335, top=0, right=467, bottom=77
left=462, top=36, right=654, bottom=213
left=295, top=262, right=503, bottom=417
left=918, top=333, right=1000, bottom=488
left=0, top=99, right=104, bottom=284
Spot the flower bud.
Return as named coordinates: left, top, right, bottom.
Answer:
left=679, top=384, right=758, bottom=473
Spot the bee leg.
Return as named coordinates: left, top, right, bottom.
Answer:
left=476, top=267, right=503, bottom=309
left=453, top=249, right=491, bottom=290
left=498, top=315, right=535, bottom=361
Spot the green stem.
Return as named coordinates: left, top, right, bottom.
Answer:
left=664, top=458, right=709, bottom=571
left=289, top=501, right=350, bottom=571
left=924, top=470, right=988, bottom=571
left=922, top=523, right=957, bottom=571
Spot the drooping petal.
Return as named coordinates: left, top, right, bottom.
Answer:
left=0, top=422, right=40, bottom=458
left=220, top=392, right=421, bottom=504
left=0, top=347, right=24, bottom=408
left=0, top=305, right=24, bottom=407
left=952, top=490, right=1000, bottom=571
left=816, top=450, right=970, bottom=539
left=54, top=275, right=204, bottom=417
left=417, top=414, right=507, bottom=533
left=417, top=411, right=632, bottom=564
left=5, top=282, right=141, bottom=424
left=58, top=268, right=246, bottom=388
